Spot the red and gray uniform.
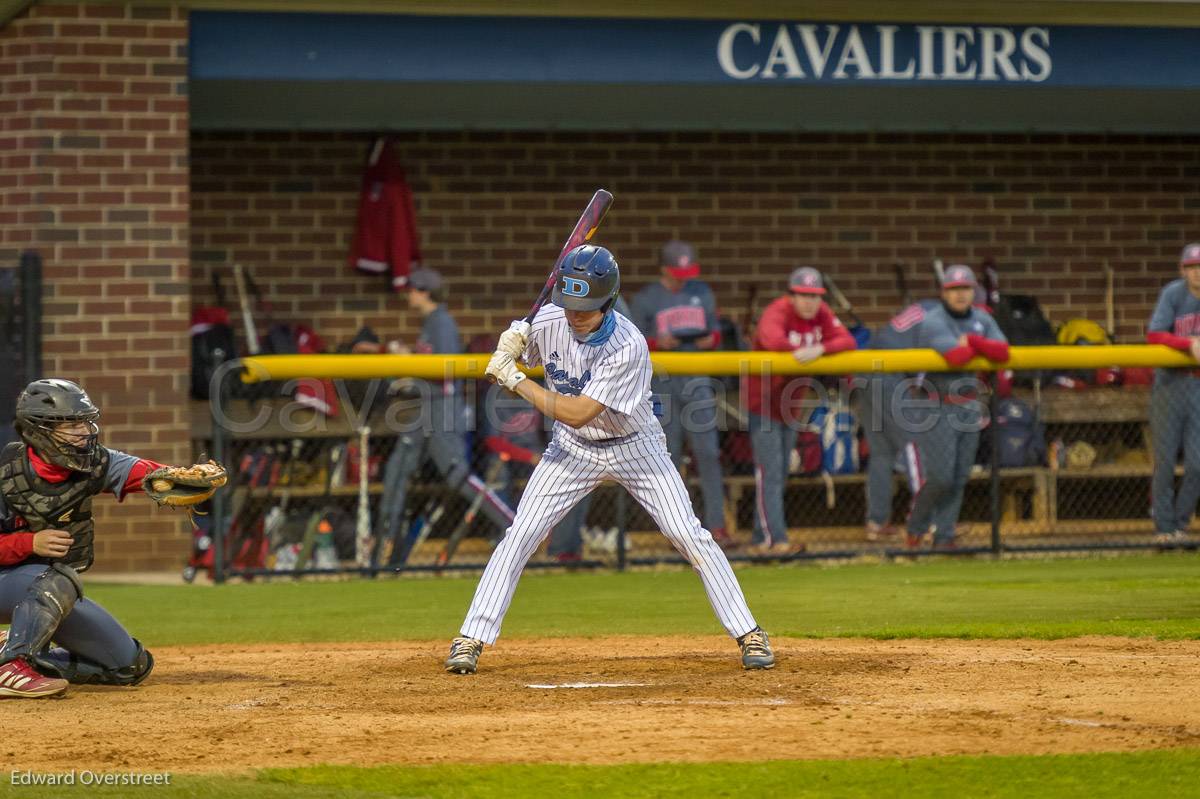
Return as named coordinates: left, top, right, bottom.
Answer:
left=629, top=281, right=726, bottom=532
left=901, top=303, right=1008, bottom=544
left=347, top=139, right=422, bottom=292
left=858, top=300, right=939, bottom=528
left=0, top=446, right=161, bottom=676
left=377, top=305, right=514, bottom=562
left=1146, top=278, right=1200, bottom=535
left=742, top=297, right=856, bottom=547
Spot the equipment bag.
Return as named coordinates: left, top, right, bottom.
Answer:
left=189, top=307, right=237, bottom=400
left=993, top=397, right=1047, bottom=468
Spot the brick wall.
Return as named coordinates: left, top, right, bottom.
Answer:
left=0, top=3, right=191, bottom=572
left=192, top=130, right=1200, bottom=349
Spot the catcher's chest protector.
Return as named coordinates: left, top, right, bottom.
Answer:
left=0, top=441, right=109, bottom=572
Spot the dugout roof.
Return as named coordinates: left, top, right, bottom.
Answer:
left=138, top=1, right=1200, bottom=132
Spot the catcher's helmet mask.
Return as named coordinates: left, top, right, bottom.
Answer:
left=14, top=379, right=102, bottom=472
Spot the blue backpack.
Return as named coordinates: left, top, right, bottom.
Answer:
left=808, top=403, right=860, bottom=475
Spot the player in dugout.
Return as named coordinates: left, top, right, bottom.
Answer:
left=630, top=240, right=734, bottom=549
left=899, top=265, right=1009, bottom=551
left=1145, top=242, right=1200, bottom=545
left=742, top=267, right=858, bottom=555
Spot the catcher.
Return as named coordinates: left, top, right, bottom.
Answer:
left=0, top=379, right=225, bottom=698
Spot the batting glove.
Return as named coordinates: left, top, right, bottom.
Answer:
left=485, top=351, right=527, bottom=391
left=496, top=320, right=532, bottom=359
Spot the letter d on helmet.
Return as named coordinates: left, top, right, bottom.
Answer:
left=551, top=244, right=620, bottom=312
left=561, top=276, right=590, bottom=298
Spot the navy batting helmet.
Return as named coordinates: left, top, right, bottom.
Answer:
left=551, top=244, right=620, bottom=312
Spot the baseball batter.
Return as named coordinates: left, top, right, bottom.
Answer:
left=445, top=244, right=773, bottom=674
left=1145, top=242, right=1200, bottom=544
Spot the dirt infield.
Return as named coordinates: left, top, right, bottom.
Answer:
left=7, top=637, right=1200, bottom=773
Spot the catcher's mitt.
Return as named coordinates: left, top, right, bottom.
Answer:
left=143, top=460, right=228, bottom=518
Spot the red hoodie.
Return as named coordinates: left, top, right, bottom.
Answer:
left=742, top=296, right=857, bottom=422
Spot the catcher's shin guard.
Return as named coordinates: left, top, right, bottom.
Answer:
left=40, top=639, right=155, bottom=686
left=1, top=564, right=82, bottom=663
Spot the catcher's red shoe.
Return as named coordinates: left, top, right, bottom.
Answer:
left=0, top=657, right=68, bottom=699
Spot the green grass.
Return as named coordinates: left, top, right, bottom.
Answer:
left=4, top=750, right=1200, bottom=798
left=83, top=554, right=1200, bottom=646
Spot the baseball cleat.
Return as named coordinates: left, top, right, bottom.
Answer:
left=0, top=628, right=7, bottom=650
left=445, top=636, right=483, bottom=675
left=0, top=657, right=68, bottom=699
left=738, top=627, right=775, bottom=670
left=1154, top=530, right=1190, bottom=546
left=865, top=522, right=898, bottom=542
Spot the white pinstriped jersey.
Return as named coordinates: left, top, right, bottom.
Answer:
left=521, top=305, right=660, bottom=442
left=458, top=306, right=761, bottom=647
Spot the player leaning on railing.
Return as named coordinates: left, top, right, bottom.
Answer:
left=742, top=266, right=858, bottom=554
left=896, top=265, right=1010, bottom=551
left=444, top=244, right=774, bottom=675
left=1145, top=242, right=1200, bottom=545
left=0, top=379, right=224, bottom=698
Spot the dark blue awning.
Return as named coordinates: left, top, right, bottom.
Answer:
left=189, top=11, right=1200, bottom=131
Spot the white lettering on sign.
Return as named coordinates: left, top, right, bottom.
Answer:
left=717, top=23, right=1053, bottom=82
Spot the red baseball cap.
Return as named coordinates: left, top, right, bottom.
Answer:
left=941, top=264, right=978, bottom=289
left=788, top=266, right=826, bottom=295
left=1180, top=242, right=1200, bottom=266
left=661, top=240, right=700, bottom=279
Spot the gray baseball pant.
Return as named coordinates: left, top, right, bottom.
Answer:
left=657, top=376, right=727, bottom=532
left=748, top=411, right=799, bottom=547
left=1150, top=376, right=1200, bottom=533
left=907, top=402, right=982, bottom=545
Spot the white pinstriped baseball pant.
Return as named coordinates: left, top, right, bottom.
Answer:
left=459, top=428, right=759, bottom=644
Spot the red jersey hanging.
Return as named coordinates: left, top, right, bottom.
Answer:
left=348, top=138, right=423, bottom=292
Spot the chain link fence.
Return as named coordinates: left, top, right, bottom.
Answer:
left=194, top=356, right=1198, bottom=582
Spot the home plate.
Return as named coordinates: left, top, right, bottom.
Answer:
left=526, top=682, right=650, bottom=689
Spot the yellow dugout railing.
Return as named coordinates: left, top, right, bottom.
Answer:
left=238, top=345, right=1195, bottom=383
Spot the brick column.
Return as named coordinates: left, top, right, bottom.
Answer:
left=0, top=3, right=191, bottom=572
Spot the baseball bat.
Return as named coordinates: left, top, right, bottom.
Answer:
left=405, top=495, right=448, bottom=562
left=932, top=258, right=945, bottom=288
left=892, top=263, right=912, bottom=307
left=740, top=283, right=761, bottom=345
left=232, top=263, right=261, bottom=356
left=1104, top=264, right=1115, bottom=341
left=821, top=273, right=865, bottom=329
left=436, top=456, right=507, bottom=568
left=982, top=257, right=1000, bottom=308
left=296, top=443, right=342, bottom=571
left=264, top=439, right=302, bottom=554
left=224, top=446, right=274, bottom=570
left=354, top=426, right=371, bottom=568
left=524, top=189, right=614, bottom=324
left=716, top=394, right=748, bottom=427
